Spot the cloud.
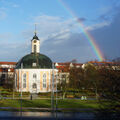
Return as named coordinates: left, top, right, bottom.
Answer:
left=33, top=13, right=120, bottom=62
left=22, top=15, right=77, bottom=46
left=90, top=9, right=120, bottom=60
left=85, top=21, right=111, bottom=31
left=48, top=29, right=71, bottom=45
left=0, top=41, right=30, bottom=61
left=24, top=15, right=109, bottom=44
left=77, top=17, right=87, bottom=22
left=98, top=1, right=120, bottom=22
left=1, top=11, right=120, bottom=62
left=33, top=15, right=74, bottom=37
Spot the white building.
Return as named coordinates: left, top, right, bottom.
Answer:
left=15, top=33, right=57, bottom=93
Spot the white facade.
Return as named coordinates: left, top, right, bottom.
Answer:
left=31, top=39, right=40, bottom=53
left=15, top=69, right=57, bottom=93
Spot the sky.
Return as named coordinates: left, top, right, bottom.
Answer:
left=0, top=0, right=120, bottom=63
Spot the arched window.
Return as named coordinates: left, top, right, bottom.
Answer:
left=34, top=45, right=36, bottom=53
left=33, top=73, right=37, bottom=79
left=15, top=73, right=17, bottom=87
left=23, top=73, right=26, bottom=88
left=33, top=83, right=37, bottom=88
left=43, top=73, right=46, bottom=88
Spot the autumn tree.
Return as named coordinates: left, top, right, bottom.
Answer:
left=84, top=63, right=100, bottom=99
left=69, top=66, right=84, bottom=90
left=99, top=67, right=120, bottom=100
left=96, top=66, right=120, bottom=119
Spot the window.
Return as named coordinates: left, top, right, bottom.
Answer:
left=33, top=73, right=37, bottom=79
left=43, top=73, right=46, bottom=88
left=23, top=73, right=26, bottom=88
left=33, top=83, right=37, bottom=88
left=32, top=63, right=36, bottom=67
left=34, top=45, right=36, bottom=53
left=15, top=73, right=17, bottom=87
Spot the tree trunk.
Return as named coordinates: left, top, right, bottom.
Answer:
left=62, top=91, right=66, bottom=99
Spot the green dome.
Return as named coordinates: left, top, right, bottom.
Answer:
left=16, top=53, right=52, bottom=69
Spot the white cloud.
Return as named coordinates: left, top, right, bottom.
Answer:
left=0, top=14, right=114, bottom=62
left=33, top=14, right=111, bottom=37
left=85, top=21, right=111, bottom=31
left=55, top=32, right=70, bottom=40
left=20, top=14, right=113, bottom=62
left=22, top=15, right=76, bottom=46
left=0, top=41, right=30, bottom=61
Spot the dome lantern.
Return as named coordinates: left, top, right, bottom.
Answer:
left=31, top=24, right=40, bottom=54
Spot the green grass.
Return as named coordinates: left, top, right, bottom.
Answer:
left=57, top=99, right=99, bottom=109
left=0, top=99, right=99, bottom=109
left=1, top=99, right=119, bottom=112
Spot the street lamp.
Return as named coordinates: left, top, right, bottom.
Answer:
left=20, top=63, right=23, bottom=118
left=51, top=62, right=54, bottom=112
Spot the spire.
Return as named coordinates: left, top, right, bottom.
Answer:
left=34, top=23, right=37, bottom=35
left=32, top=23, right=39, bottom=40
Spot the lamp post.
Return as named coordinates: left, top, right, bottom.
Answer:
left=20, top=63, right=23, bottom=119
left=51, top=62, right=55, bottom=113
left=55, top=73, right=58, bottom=119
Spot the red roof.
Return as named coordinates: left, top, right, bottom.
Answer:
left=55, top=62, right=83, bottom=72
left=0, top=62, right=17, bottom=65
left=55, top=62, right=82, bottom=66
left=56, top=62, right=70, bottom=66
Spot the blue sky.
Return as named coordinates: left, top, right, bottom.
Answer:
left=0, top=0, right=120, bottom=62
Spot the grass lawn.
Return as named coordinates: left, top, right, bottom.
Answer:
left=0, top=99, right=100, bottom=109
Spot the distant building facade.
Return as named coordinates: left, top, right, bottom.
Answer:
left=82, top=61, right=120, bottom=70
left=55, top=62, right=82, bottom=84
left=0, top=62, right=16, bottom=87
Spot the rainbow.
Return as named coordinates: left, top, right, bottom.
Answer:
left=57, top=0, right=104, bottom=61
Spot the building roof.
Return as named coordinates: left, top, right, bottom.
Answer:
left=32, top=34, right=39, bottom=40
left=15, top=53, right=52, bottom=69
left=55, top=62, right=83, bottom=72
left=0, top=62, right=16, bottom=65
left=88, top=61, right=120, bottom=66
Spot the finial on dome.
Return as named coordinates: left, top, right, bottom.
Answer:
left=34, top=23, right=37, bottom=35
left=32, top=23, right=39, bottom=40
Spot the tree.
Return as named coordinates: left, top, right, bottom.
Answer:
left=96, top=66, right=120, bottom=119
left=69, top=66, right=84, bottom=90
left=99, top=67, right=120, bottom=100
left=84, top=63, right=100, bottom=99
left=57, top=64, right=70, bottom=99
